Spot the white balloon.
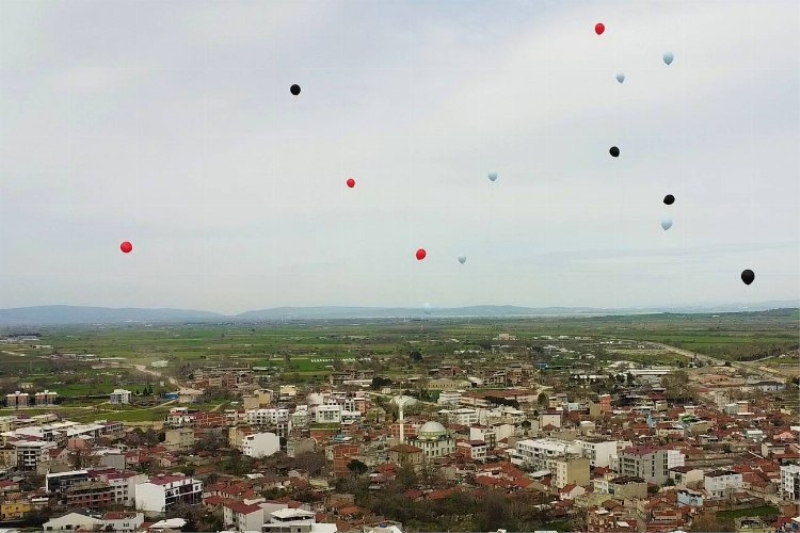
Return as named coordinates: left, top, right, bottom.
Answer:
left=661, top=218, right=673, bottom=231
left=488, top=172, right=498, bottom=182
left=616, top=72, right=625, bottom=83
left=663, top=52, right=674, bottom=65
left=458, top=256, right=467, bottom=264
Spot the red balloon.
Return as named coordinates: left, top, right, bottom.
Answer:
left=416, top=248, right=426, bottom=261
left=595, top=22, right=605, bottom=35
left=346, top=178, right=356, bottom=188
left=120, top=241, right=133, bottom=254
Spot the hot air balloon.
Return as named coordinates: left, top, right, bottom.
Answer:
left=663, top=52, right=674, bottom=66
left=346, top=178, right=355, bottom=188
left=660, top=218, right=672, bottom=231
left=488, top=172, right=498, bottom=182
left=741, top=269, right=755, bottom=285
left=616, top=72, right=625, bottom=84
left=120, top=241, right=133, bottom=254
left=416, top=248, right=427, bottom=260
left=423, top=303, right=432, bottom=315
left=609, top=146, right=620, bottom=157
left=290, top=84, right=301, bottom=95
left=458, top=256, right=467, bottom=264
left=595, top=23, right=605, bottom=35
left=663, top=194, right=675, bottom=205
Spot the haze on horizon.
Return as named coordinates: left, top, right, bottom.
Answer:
left=1, top=0, right=798, bottom=316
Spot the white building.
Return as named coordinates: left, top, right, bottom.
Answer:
left=242, top=432, right=280, bottom=459
left=245, top=408, right=289, bottom=426
left=109, top=389, right=132, bottom=405
left=448, top=408, right=479, bottom=426
left=223, top=501, right=264, bottom=532
left=437, top=390, right=463, bottom=406
left=780, top=464, right=800, bottom=501
left=100, top=512, right=144, bottom=533
left=575, top=439, right=618, bottom=468
left=511, top=438, right=580, bottom=469
left=94, top=470, right=147, bottom=506
left=666, top=449, right=685, bottom=470
left=12, top=440, right=56, bottom=470
left=703, top=470, right=743, bottom=498
left=134, top=475, right=203, bottom=515
left=262, top=508, right=337, bottom=533
left=313, top=405, right=342, bottom=424
left=43, top=512, right=102, bottom=532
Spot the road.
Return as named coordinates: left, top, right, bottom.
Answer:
left=648, top=342, right=789, bottom=381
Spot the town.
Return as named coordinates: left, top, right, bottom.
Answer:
left=0, top=310, right=798, bottom=533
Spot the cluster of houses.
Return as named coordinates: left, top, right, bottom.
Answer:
left=0, top=363, right=798, bottom=533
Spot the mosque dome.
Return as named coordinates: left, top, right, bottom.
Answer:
left=417, top=421, right=448, bottom=439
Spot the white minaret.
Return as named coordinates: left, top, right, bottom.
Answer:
left=393, top=395, right=416, bottom=444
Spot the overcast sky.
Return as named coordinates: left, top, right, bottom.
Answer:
left=1, top=0, right=798, bottom=314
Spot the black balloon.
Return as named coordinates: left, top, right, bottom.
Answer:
left=609, top=146, right=620, bottom=157
left=290, top=84, right=301, bottom=96
left=664, top=194, right=675, bottom=205
left=741, top=269, right=755, bottom=285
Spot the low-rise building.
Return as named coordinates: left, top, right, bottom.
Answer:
left=134, top=475, right=203, bottom=515
left=242, top=432, right=280, bottom=458
left=109, top=389, right=132, bottom=405
left=704, top=469, right=743, bottom=498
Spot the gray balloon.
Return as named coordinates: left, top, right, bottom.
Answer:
left=488, top=172, right=498, bottom=182
left=458, top=256, right=466, bottom=264
left=616, top=72, right=625, bottom=83
left=661, top=218, right=673, bottom=231
left=663, top=52, right=674, bottom=65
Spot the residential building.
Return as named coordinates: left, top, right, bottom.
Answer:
left=46, top=470, right=90, bottom=496
left=676, top=488, right=704, bottom=508
left=703, top=470, right=743, bottom=498
left=546, top=456, right=590, bottom=489
left=43, top=512, right=102, bottom=532
left=164, top=427, right=194, bottom=452
left=224, top=501, right=264, bottom=531
left=93, top=470, right=147, bottom=506
left=576, top=439, right=618, bottom=468
left=261, top=508, right=337, bottom=533
left=109, top=389, right=132, bottom=405
left=511, top=438, right=580, bottom=469
left=34, top=390, right=59, bottom=406
left=779, top=465, right=800, bottom=501
left=242, top=432, right=280, bottom=458
left=456, top=440, right=487, bottom=462
left=100, top=512, right=144, bottom=533
left=6, top=391, right=30, bottom=409
left=134, top=475, right=203, bottom=515
left=437, top=390, right=463, bottom=406
left=313, top=405, right=342, bottom=424
left=447, top=408, right=479, bottom=426
left=1, top=499, right=32, bottom=520
left=65, top=481, right=113, bottom=509
left=12, top=440, right=56, bottom=470
left=617, top=447, right=675, bottom=485
left=389, top=444, right=424, bottom=467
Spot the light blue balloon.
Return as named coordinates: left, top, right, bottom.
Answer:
left=661, top=218, right=673, bottom=231
left=663, top=52, right=674, bottom=65
left=616, top=72, right=625, bottom=83
left=488, top=172, right=498, bottom=182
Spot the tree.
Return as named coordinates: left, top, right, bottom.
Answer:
left=371, top=376, right=393, bottom=390
left=347, top=459, right=369, bottom=477
left=661, top=370, right=698, bottom=402
left=537, top=392, right=548, bottom=406
left=409, top=350, right=422, bottom=362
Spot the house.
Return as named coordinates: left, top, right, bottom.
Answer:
left=109, top=389, right=132, bottom=405
left=261, top=508, right=337, bottom=533
left=242, top=432, right=280, bottom=459
left=223, top=501, right=264, bottom=531
left=388, top=444, right=423, bottom=467
left=101, top=512, right=144, bottom=533
left=676, top=488, right=704, bottom=508
left=134, top=475, right=203, bottom=515
left=704, top=469, right=743, bottom=498
left=559, top=484, right=586, bottom=500
left=0, top=498, right=32, bottom=520
left=43, top=512, right=102, bottom=532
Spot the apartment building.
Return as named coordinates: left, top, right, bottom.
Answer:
left=134, top=475, right=203, bottom=515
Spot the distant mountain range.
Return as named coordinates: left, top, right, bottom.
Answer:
left=0, top=301, right=797, bottom=325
